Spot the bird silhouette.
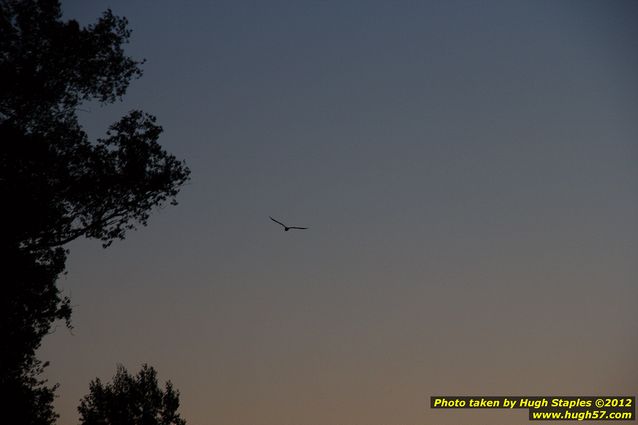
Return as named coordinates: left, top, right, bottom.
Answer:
left=269, top=216, right=308, bottom=232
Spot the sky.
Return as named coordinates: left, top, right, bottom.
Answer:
left=40, top=1, right=638, bottom=424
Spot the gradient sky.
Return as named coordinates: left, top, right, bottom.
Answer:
left=40, top=1, right=637, bottom=424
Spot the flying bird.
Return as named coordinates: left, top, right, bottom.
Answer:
left=269, top=216, right=308, bottom=232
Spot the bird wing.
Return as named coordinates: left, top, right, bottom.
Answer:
left=269, top=216, right=286, bottom=227
left=289, top=226, right=308, bottom=230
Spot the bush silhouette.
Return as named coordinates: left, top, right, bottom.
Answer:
left=78, top=364, right=186, bottom=425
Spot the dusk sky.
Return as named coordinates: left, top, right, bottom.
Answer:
left=40, top=1, right=637, bottom=424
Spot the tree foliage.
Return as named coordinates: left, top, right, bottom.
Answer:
left=78, top=364, right=187, bottom=425
left=0, top=0, right=190, bottom=422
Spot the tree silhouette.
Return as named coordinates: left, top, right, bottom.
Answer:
left=0, top=1, right=190, bottom=422
left=78, top=364, right=186, bottom=425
